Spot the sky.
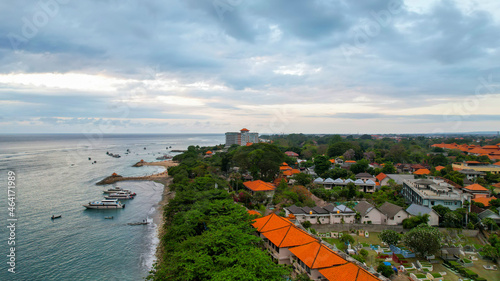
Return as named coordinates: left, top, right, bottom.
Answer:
left=0, top=0, right=499, bottom=135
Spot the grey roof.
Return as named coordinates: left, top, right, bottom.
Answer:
left=323, top=204, right=336, bottom=213
left=335, top=204, right=354, bottom=213
left=324, top=178, right=334, bottom=183
left=415, top=179, right=435, bottom=185
left=406, top=203, right=436, bottom=216
left=313, top=177, right=324, bottom=183
left=302, top=206, right=315, bottom=214
left=459, top=169, right=486, bottom=175
left=379, top=202, right=405, bottom=218
left=478, top=209, right=500, bottom=220
left=286, top=205, right=305, bottom=214
left=345, top=178, right=354, bottom=183
left=387, top=174, right=415, bottom=185
left=354, top=201, right=375, bottom=216
left=334, top=178, right=344, bottom=183
left=356, top=172, right=373, bottom=178
left=312, top=206, right=329, bottom=214
left=354, top=179, right=364, bottom=184
left=365, top=179, right=376, bottom=185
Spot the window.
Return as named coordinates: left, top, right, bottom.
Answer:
left=431, top=201, right=435, bottom=206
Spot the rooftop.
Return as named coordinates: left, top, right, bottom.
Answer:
left=289, top=241, right=347, bottom=269
left=243, top=180, right=276, bottom=192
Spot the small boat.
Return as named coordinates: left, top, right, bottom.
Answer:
left=103, top=187, right=129, bottom=193
left=104, top=192, right=134, bottom=200
left=104, top=216, right=114, bottom=219
left=51, top=215, right=62, bottom=219
left=83, top=199, right=125, bottom=209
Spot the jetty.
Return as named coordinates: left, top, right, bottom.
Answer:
left=96, top=160, right=178, bottom=185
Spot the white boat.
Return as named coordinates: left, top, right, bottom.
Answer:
left=104, top=192, right=133, bottom=200
left=83, top=199, right=125, bottom=209
left=103, top=187, right=129, bottom=194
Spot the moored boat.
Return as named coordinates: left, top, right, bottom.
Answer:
left=83, top=199, right=125, bottom=209
left=104, top=192, right=133, bottom=200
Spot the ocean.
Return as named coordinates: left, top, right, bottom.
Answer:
left=0, top=134, right=224, bottom=281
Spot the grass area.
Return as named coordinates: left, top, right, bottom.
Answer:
left=462, top=236, right=485, bottom=250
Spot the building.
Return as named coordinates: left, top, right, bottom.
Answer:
left=243, top=180, right=276, bottom=198
left=452, top=161, right=500, bottom=175
left=313, top=177, right=376, bottom=193
left=378, top=202, right=409, bottom=225
left=401, top=178, right=471, bottom=210
left=354, top=201, right=386, bottom=224
left=225, top=128, right=259, bottom=146
left=406, top=204, right=440, bottom=226
left=462, top=183, right=490, bottom=198
left=458, top=169, right=486, bottom=181
left=285, top=204, right=355, bottom=225
left=252, top=213, right=383, bottom=281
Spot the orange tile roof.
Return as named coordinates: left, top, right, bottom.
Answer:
left=345, top=160, right=356, bottom=163
left=273, top=177, right=288, bottom=185
left=283, top=169, right=301, bottom=176
left=247, top=210, right=261, bottom=217
left=473, top=197, right=494, bottom=206
left=252, top=213, right=293, bottom=232
left=375, top=172, right=387, bottom=182
left=319, top=263, right=379, bottom=281
left=243, top=180, right=276, bottom=192
left=241, top=128, right=249, bottom=131
left=465, top=160, right=481, bottom=164
left=435, top=165, right=445, bottom=171
left=206, top=150, right=213, bottom=154
left=329, top=159, right=335, bottom=163
left=280, top=166, right=293, bottom=170
left=414, top=168, right=431, bottom=175
left=464, top=183, right=488, bottom=192
left=468, top=148, right=489, bottom=155
left=262, top=225, right=317, bottom=248
left=282, top=162, right=289, bottom=166
left=288, top=241, right=347, bottom=269
left=246, top=142, right=253, bottom=146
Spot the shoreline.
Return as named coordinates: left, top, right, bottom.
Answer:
left=96, top=160, right=178, bottom=185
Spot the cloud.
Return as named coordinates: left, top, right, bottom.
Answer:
left=0, top=0, right=499, bottom=133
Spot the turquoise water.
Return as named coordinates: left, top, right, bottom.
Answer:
left=0, top=134, right=224, bottom=281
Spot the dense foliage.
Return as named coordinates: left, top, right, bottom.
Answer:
left=403, top=224, right=443, bottom=257
left=149, top=148, right=291, bottom=280
left=379, top=230, right=401, bottom=246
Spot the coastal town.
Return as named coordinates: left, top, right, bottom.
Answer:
left=140, top=129, right=500, bottom=281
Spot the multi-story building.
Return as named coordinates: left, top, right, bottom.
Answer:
left=452, top=161, right=500, bottom=175
left=401, top=178, right=472, bottom=210
left=225, top=128, right=259, bottom=146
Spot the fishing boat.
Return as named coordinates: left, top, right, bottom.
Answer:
left=83, top=199, right=125, bottom=209
left=51, top=215, right=62, bottom=219
left=104, top=192, right=134, bottom=200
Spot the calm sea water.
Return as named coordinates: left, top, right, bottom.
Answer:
left=0, top=134, right=224, bottom=281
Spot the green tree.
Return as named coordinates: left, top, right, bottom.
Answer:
left=346, top=182, right=357, bottom=199
left=381, top=163, right=397, bottom=174
left=293, top=173, right=312, bottom=186
left=233, top=143, right=285, bottom=181
left=402, top=214, right=430, bottom=229
left=377, top=262, right=394, bottom=278
left=313, top=155, right=331, bottom=176
left=340, top=233, right=355, bottom=245
left=379, top=230, right=401, bottom=246
left=403, top=224, right=442, bottom=257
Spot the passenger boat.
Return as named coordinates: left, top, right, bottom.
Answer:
left=104, top=192, right=134, bottom=200
left=103, top=187, right=129, bottom=193
left=83, top=199, right=125, bottom=209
